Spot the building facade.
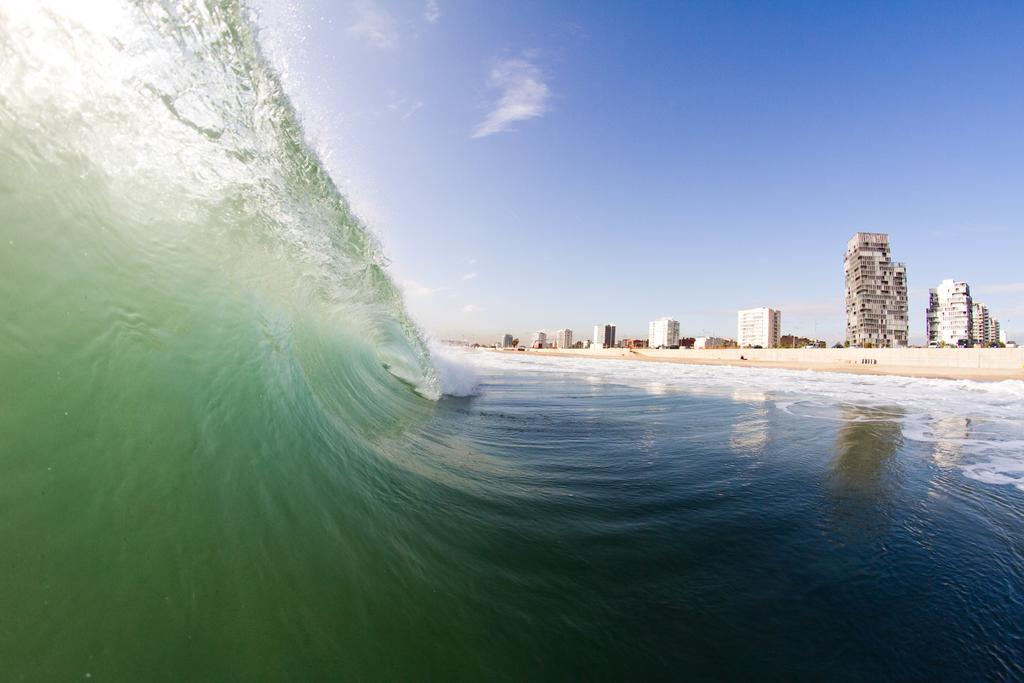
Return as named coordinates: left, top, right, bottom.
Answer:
left=531, top=330, right=547, bottom=349
left=555, top=328, right=573, bottom=349
left=926, top=280, right=973, bottom=347
left=648, top=317, right=680, bottom=348
left=737, top=307, right=781, bottom=348
left=844, top=232, right=909, bottom=347
left=502, top=333, right=514, bottom=348
left=694, top=336, right=731, bottom=349
left=593, top=323, right=616, bottom=349
left=971, top=302, right=1001, bottom=346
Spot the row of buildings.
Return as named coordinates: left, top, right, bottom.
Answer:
left=499, top=232, right=1010, bottom=350
left=513, top=310, right=783, bottom=351
left=845, top=232, right=1007, bottom=347
left=926, top=280, right=1003, bottom=347
left=513, top=312, right=781, bottom=351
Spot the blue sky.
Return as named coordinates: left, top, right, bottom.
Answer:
left=257, top=0, right=1023, bottom=344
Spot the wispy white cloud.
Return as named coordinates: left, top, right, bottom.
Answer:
left=461, top=304, right=483, bottom=313
left=462, top=271, right=477, bottom=280
left=347, top=0, right=398, bottom=49
left=471, top=57, right=550, bottom=138
left=402, top=101, right=423, bottom=121
left=424, top=0, right=441, bottom=24
left=387, top=96, right=424, bottom=121
left=402, top=280, right=448, bottom=298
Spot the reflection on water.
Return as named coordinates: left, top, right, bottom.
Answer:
left=832, top=405, right=904, bottom=490
left=729, top=389, right=769, bottom=454
left=825, top=405, right=905, bottom=539
left=645, top=381, right=671, bottom=396
left=930, top=416, right=973, bottom=468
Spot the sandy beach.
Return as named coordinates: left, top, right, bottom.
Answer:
left=493, top=348, right=1024, bottom=382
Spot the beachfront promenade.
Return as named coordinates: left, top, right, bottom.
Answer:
left=502, top=347, right=1024, bottom=382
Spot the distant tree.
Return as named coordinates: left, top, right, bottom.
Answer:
left=512, top=338, right=519, bottom=348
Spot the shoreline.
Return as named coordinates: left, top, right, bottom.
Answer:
left=488, top=348, right=1024, bottom=382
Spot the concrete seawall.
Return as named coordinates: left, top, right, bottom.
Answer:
left=511, top=347, right=1024, bottom=377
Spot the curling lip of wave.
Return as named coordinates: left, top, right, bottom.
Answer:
left=0, top=0, right=439, bottom=401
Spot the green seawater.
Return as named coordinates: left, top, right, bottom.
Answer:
left=4, top=2, right=1024, bottom=681
left=0, top=2, right=442, bottom=676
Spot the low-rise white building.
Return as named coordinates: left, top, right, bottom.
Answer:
left=695, top=336, right=730, bottom=350
left=737, top=307, right=781, bottom=348
left=648, top=317, right=680, bottom=348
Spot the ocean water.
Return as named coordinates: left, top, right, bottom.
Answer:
left=2, top=2, right=1024, bottom=680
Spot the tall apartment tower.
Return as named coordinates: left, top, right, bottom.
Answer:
left=502, top=333, right=514, bottom=348
left=648, top=318, right=680, bottom=348
left=593, top=324, right=616, bottom=349
left=531, top=330, right=547, bottom=349
left=926, top=280, right=972, bottom=347
left=844, top=232, right=908, bottom=347
left=555, top=328, right=573, bottom=349
left=971, top=302, right=1000, bottom=346
left=737, top=307, right=781, bottom=348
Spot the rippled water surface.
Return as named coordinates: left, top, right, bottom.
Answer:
left=8, top=347, right=1024, bottom=679
left=2, top=2, right=1023, bottom=679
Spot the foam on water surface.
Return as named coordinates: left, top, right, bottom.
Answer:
left=463, top=351, right=1024, bottom=491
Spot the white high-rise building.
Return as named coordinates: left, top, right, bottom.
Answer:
left=926, top=280, right=973, bottom=347
left=844, top=232, right=909, bottom=348
left=531, top=330, right=547, bottom=349
left=555, top=328, right=573, bottom=349
left=737, top=307, right=781, bottom=348
left=1000, top=328, right=1008, bottom=345
left=648, top=317, right=680, bottom=348
left=593, top=324, right=616, bottom=349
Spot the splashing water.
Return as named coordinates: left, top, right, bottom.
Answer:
left=3, top=3, right=1024, bottom=680
left=0, top=0, right=438, bottom=402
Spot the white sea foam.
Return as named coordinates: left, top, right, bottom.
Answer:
left=430, top=345, right=481, bottom=397
left=464, top=351, right=1024, bottom=492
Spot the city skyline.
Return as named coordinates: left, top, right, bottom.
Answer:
left=455, top=233, right=1017, bottom=347
left=256, top=1, right=1024, bottom=343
